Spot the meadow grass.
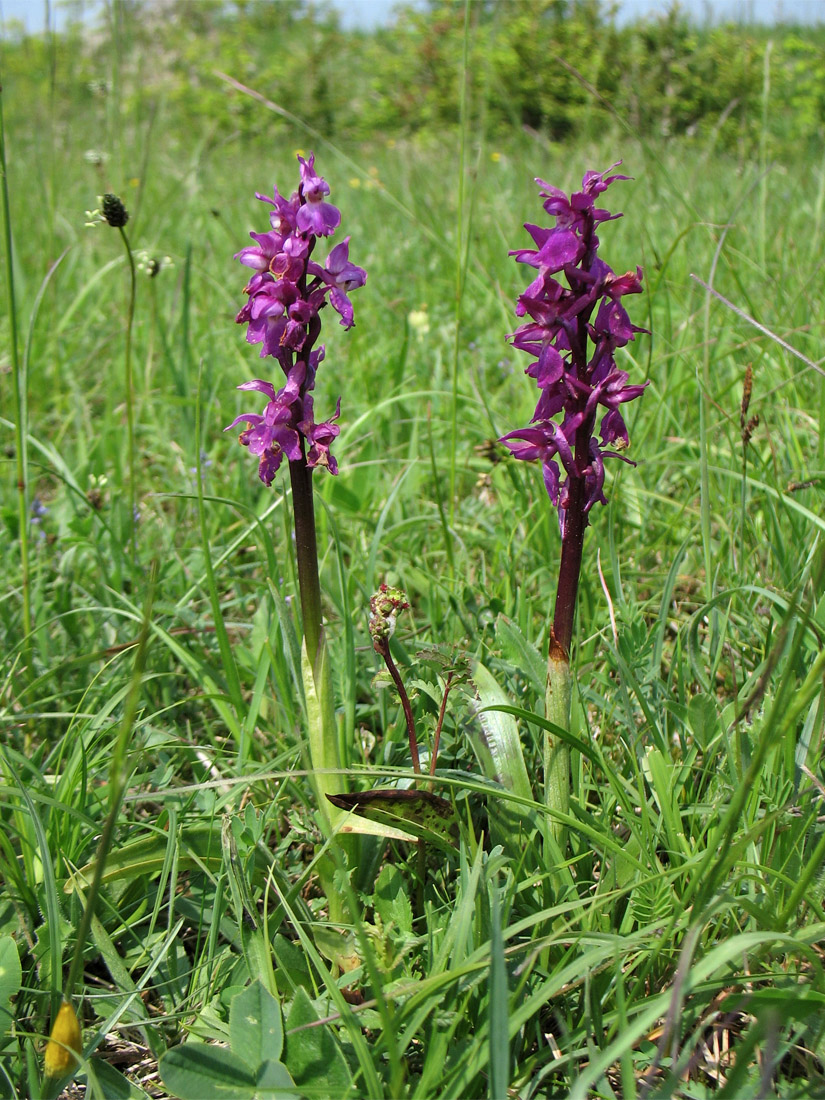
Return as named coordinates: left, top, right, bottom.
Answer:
left=2, top=19, right=825, bottom=1099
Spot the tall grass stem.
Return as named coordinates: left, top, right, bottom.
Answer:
left=117, top=225, right=138, bottom=564
left=0, top=73, right=32, bottom=666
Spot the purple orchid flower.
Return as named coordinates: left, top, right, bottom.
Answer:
left=500, top=164, right=648, bottom=536
left=227, top=154, right=365, bottom=485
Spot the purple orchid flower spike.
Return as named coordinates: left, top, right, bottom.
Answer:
left=226, top=153, right=366, bottom=486
left=500, top=164, right=648, bottom=856
left=500, top=163, right=648, bottom=655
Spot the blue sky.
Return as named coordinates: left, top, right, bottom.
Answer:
left=1, top=0, right=823, bottom=34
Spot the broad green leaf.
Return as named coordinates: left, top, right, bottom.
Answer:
left=285, top=987, right=354, bottom=1100
left=86, top=1056, right=154, bottom=1098
left=469, top=665, right=542, bottom=857
left=494, top=615, right=545, bottom=705
left=230, top=980, right=284, bottom=1067
left=159, top=1042, right=257, bottom=1099
left=327, top=789, right=458, bottom=850
left=0, top=935, right=20, bottom=1055
left=65, top=824, right=226, bottom=892
left=687, top=692, right=720, bottom=750
left=313, top=926, right=361, bottom=973
left=254, top=1057, right=296, bottom=1098
left=374, top=863, right=413, bottom=936
left=470, top=663, right=533, bottom=801
left=0, top=935, right=22, bottom=1014
left=327, top=798, right=420, bottom=844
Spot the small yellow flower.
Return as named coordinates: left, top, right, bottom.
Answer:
left=407, top=308, right=430, bottom=339
left=349, top=177, right=362, bottom=189
left=44, top=999, right=82, bottom=1078
left=491, top=152, right=502, bottom=163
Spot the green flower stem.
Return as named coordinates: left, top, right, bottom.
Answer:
left=116, top=224, right=138, bottom=564
left=289, top=453, right=348, bottom=923
left=545, top=632, right=571, bottom=849
left=0, top=76, right=32, bottom=667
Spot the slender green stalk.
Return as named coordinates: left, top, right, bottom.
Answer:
left=117, top=224, right=138, bottom=562
left=0, top=72, right=32, bottom=666
left=448, top=0, right=472, bottom=537
left=759, top=40, right=772, bottom=275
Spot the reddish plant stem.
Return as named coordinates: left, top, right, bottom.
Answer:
left=429, top=670, right=455, bottom=776
left=374, top=637, right=421, bottom=774
left=288, top=450, right=322, bottom=668
left=552, top=229, right=598, bottom=657
left=287, top=306, right=324, bottom=667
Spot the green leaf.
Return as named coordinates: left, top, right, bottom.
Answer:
left=65, top=824, right=227, bottom=892
left=285, top=987, right=354, bottom=1100
left=230, top=980, right=284, bottom=1068
left=86, top=1056, right=154, bottom=1098
left=327, top=789, right=458, bottom=850
left=470, top=663, right=534, bottom=801
left=159, top=1042, right=257, bottom=1099
left=374, top=863, right=413, bottom=936
left=469, top=664, right=538, bottom=856
left=254, top=1057, right=297, bottom=1099
left=687, top=692, right=720, bottom=750
left=0, top=936, right=21, bottom=1013
left=488, top=885, right=509, bottom=1100
left=0, top=936, right=22, bottom=1055
left=494, top=615, right=545, bottom=705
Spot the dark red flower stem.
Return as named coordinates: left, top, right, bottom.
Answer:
left=289, top=451, right=322, bottom=667
left=429, top=670, right=455, bottom=776
left=373, top=636, right=421, bottom=774
left=288, top=301, right=324, bottom=666
left=552, top=476, right=584, bottom=656
left=552, top=226, right=598, bottom=657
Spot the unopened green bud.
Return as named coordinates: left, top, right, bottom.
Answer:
left=369, top=583, right=410, bottom=644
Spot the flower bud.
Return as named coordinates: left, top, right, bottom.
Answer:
left=369, top=584, right=410, bottom=644
left=101, top=193, right=129, bottom=228
left=44, top=998, right=82, bottom=1078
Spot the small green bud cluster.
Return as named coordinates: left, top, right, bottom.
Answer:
left=369, top=583, right=410, bottom=645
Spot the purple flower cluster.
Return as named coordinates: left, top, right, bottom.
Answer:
left=500, top=165, right=647, bottom=534
left=226, top=154, right=366, bottom=484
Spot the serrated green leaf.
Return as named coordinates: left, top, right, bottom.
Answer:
left=687, top=692, right=720, bottom=750
left=374, top=864, right=413, bottom=936
left=230, top=980, right=284, bottom=1068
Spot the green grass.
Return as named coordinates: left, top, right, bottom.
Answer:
left=2, top=12, right=825, bottom=1100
